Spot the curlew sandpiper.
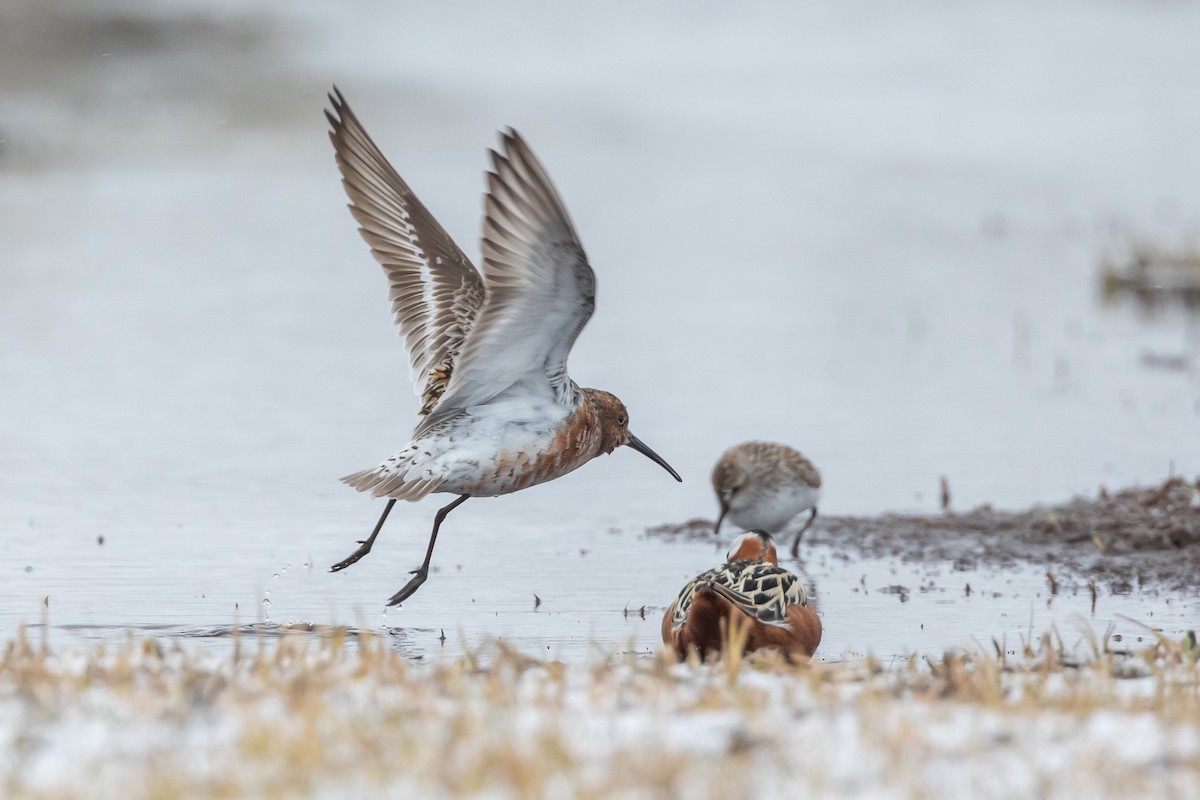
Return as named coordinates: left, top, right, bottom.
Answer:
left=325, top=88, right=681, bottom=606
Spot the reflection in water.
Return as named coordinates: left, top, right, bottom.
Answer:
left=29, top=622, right=432, bottom=660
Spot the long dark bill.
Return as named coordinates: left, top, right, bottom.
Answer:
left=626, top=433, right=682, bottom=482
left=713, top=505, right=728, bottom=536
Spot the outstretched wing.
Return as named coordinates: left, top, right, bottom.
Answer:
left=326, top=88, right=486, bottom=415
left=416, top=129, right=595, bottom=436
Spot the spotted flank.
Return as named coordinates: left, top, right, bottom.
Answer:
left=670, top=560, right=808, bottom=631
left=340, top=443, right=445, bottom=500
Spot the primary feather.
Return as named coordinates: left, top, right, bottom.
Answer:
left=326, top=88, right=486, bottom=416
left=416, top=129, right=596, bottom=436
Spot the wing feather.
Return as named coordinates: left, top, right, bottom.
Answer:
left=416, top=129, right=595, bottom=435
left=672, top=562, right=808, bottom=631
left=326, top=88, right=485, bottom=415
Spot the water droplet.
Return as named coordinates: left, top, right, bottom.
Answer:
left=262, top=598, right=272, bottom=608
left=272, top=573, right=280, bottom=580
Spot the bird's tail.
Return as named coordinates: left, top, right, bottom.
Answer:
left=340, top=462, right=442, bottom=501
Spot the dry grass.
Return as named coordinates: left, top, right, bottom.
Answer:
left=1, top=626, right=1198, bottom=799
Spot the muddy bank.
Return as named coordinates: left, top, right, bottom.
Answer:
left=650, top=477, right=1200, bottom=592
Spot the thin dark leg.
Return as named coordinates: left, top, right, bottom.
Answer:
left=790, top=507, right=818, bottom=559
left=386, top=494, right=469, bottom=606
left=329, top=498, right=397, bottom=573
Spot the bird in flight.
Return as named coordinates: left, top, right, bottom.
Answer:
left=324, top=88, right=681, bottom=606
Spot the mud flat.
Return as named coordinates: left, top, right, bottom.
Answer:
left=652, top=478, right=1200, bottom=592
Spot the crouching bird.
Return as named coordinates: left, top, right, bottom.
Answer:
left=662, top=531, right=821, bottom=661
left=712, top=441, right=821, bottom=560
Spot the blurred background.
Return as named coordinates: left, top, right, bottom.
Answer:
left=2, top=0, right=1199, bottom=656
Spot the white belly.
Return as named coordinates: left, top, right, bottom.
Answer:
left=730, top=484, right=820, bottom=533
left=347, top=395, right=577, bottom=501
left=419, top=410, right=571, bottom=497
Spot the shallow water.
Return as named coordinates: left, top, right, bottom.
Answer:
left=19, top=535, right=1198, bottom=662
left=3, top=0, right=1199, bottom=661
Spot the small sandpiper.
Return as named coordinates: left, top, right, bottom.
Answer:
left=324, top=88, right=681, bottom=606
left=711, top=440, right=821, bottom=558
left=662, top=531, right=822, bottom=661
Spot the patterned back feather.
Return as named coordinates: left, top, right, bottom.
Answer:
left=670, top=560, right=808, bottom=631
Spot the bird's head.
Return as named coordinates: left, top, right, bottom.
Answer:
left=587, top=389, right=681, bottom=482
left=725, top=530, right=778, bottom=564
left=711, top=459, right=747, bottom=535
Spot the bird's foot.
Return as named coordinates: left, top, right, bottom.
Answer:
left=329, top=541, right=373, bottom=573
left=386, top=567, right=428, bottom=606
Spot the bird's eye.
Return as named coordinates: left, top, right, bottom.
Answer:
left=617, top=413, right=627, bottom=425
